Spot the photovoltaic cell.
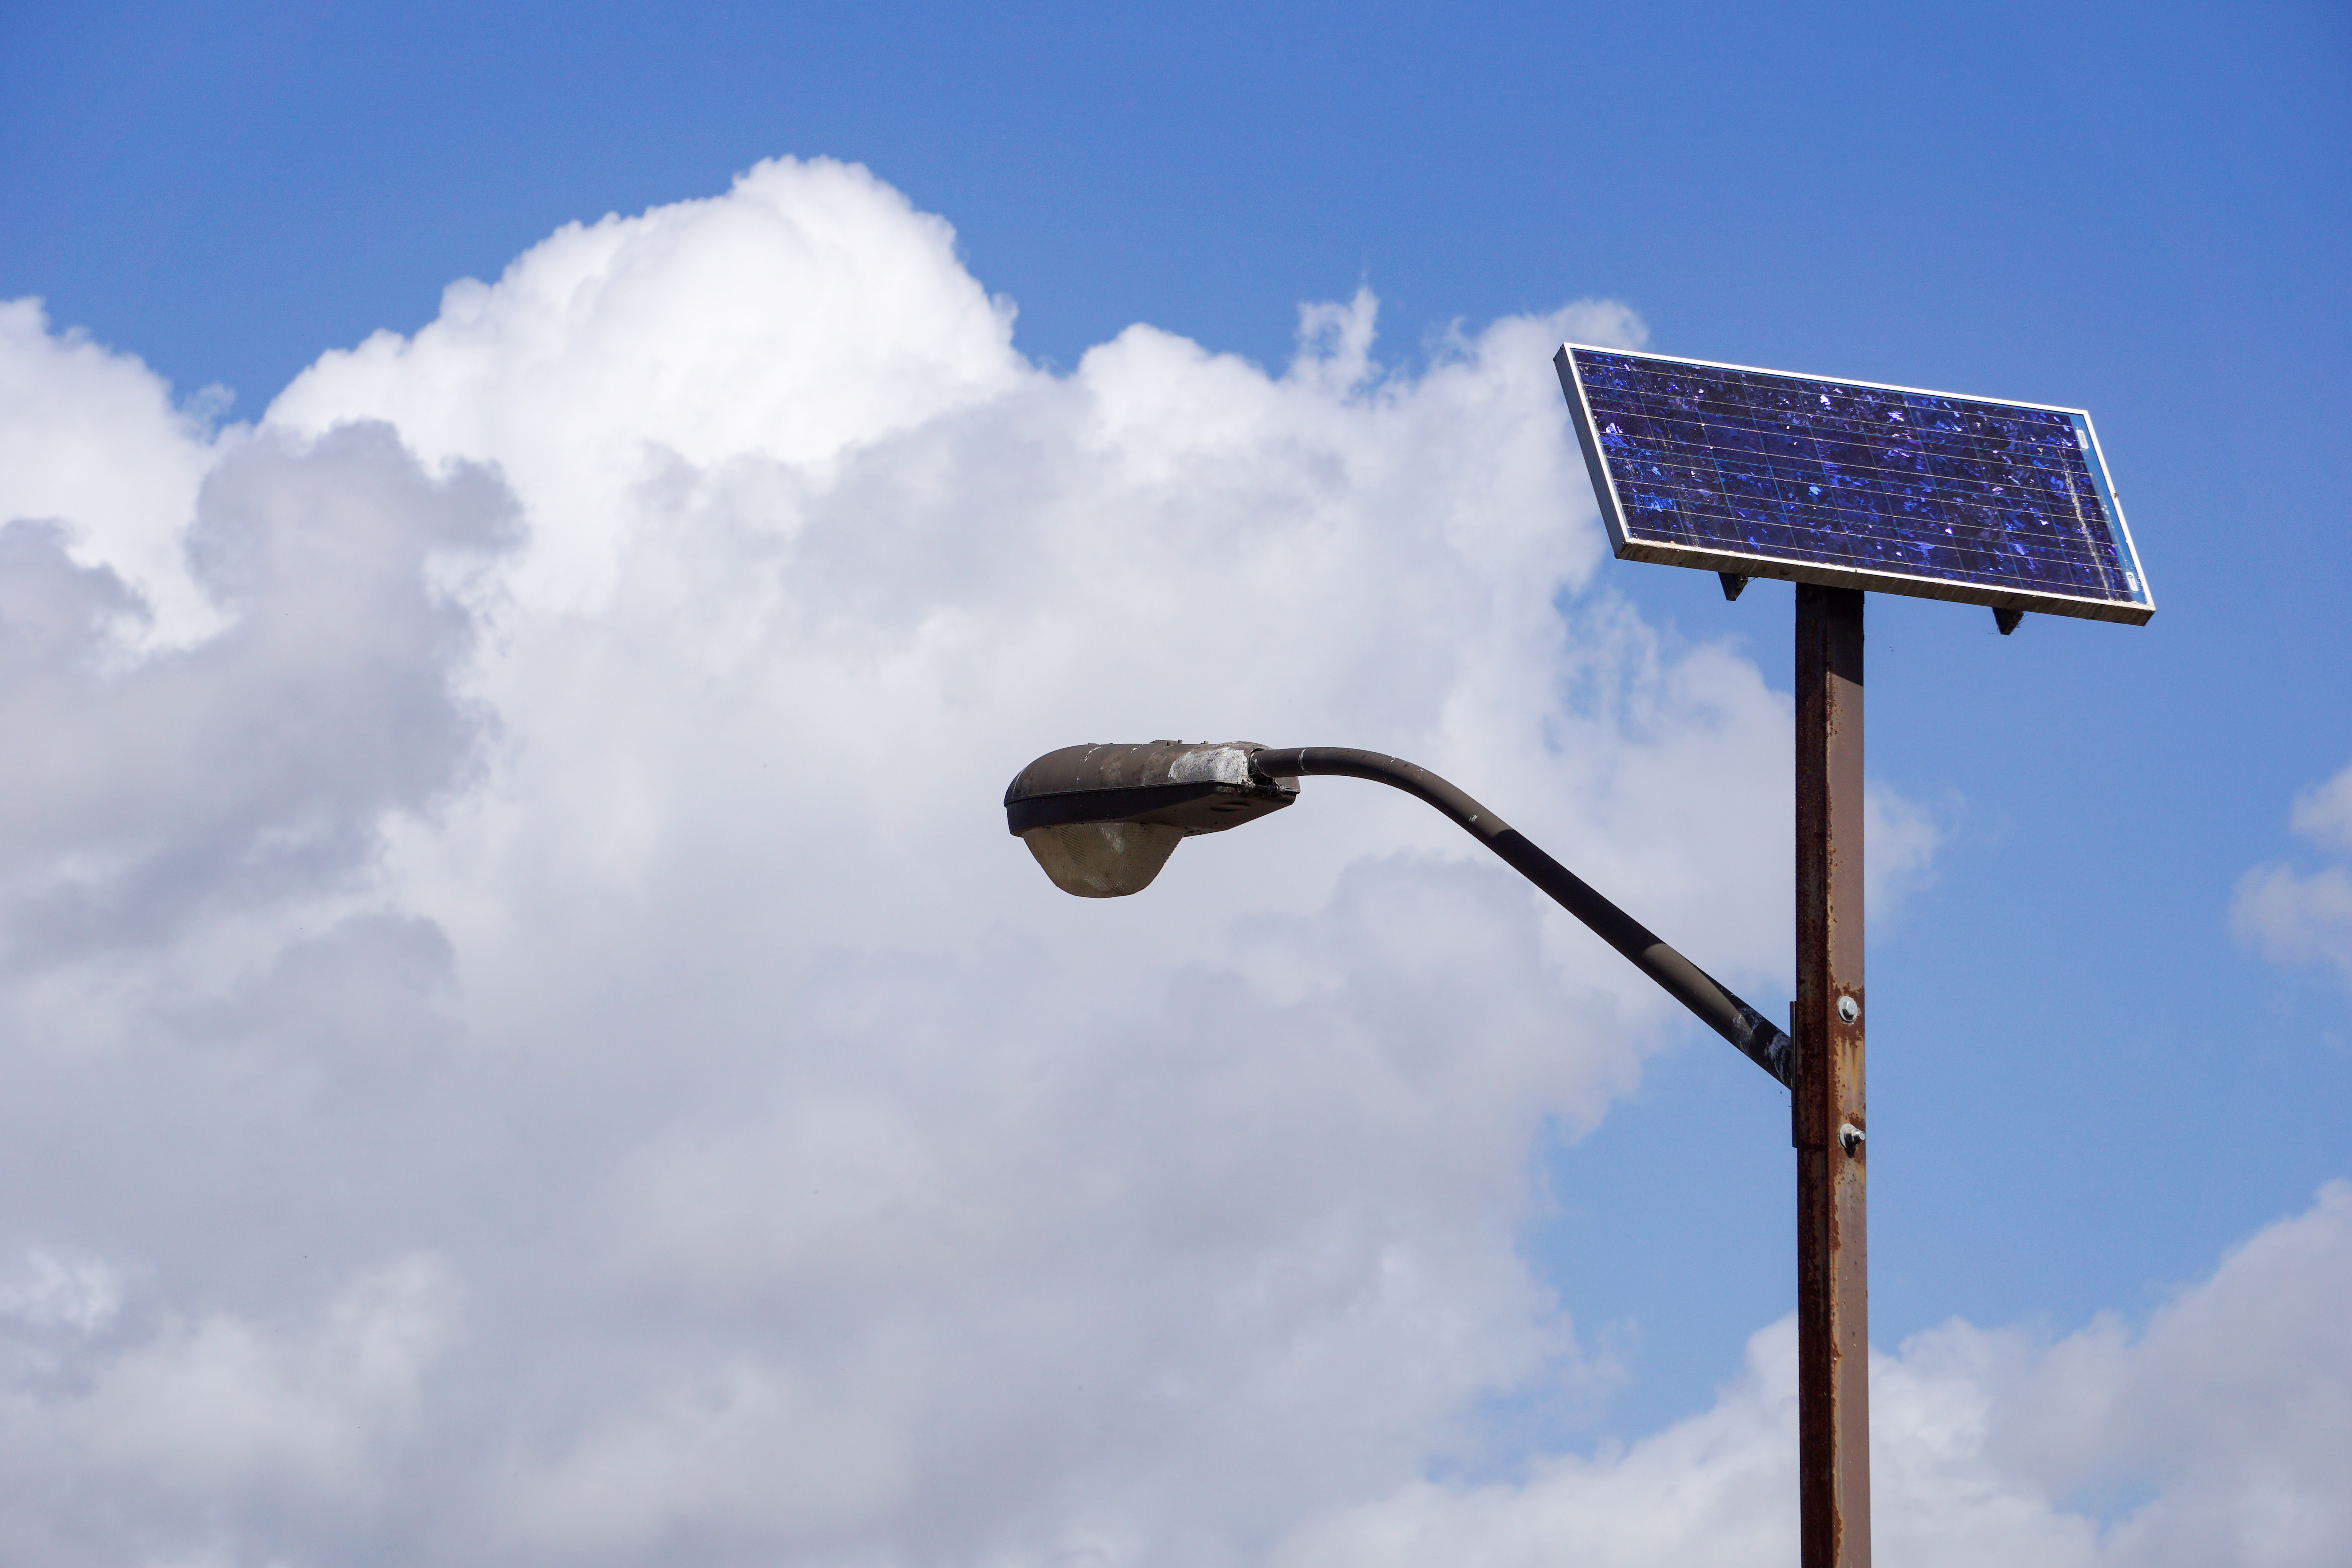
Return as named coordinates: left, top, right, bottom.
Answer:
left=1555, top=345, right=2153, bottom=623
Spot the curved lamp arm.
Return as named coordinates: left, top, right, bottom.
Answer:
left=1250, top=747, right=1795, bottom=1087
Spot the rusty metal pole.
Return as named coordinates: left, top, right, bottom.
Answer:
left=1795, top=584, right=1868, bottom=1568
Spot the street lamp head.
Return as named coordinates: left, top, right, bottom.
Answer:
left=1003, top=742, right=1299, bottom=897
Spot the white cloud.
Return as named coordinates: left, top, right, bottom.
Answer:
left=0, top=422, right=516, bottom=969
left=0, top=299, right=228, bottom=648
left=2232, top=865, right=2352, bottom=984
left=2, top=155, right=2331, bottom=1566
left=1866, top=777, right=1949, bottom=926
left=2232, top=757, right=2352, bottom=986
left=0, top=1256, right=457, bottom=1566
left=268, top=156, right=1025, bottom=618
left=66, top=1256, right=457, bottom=1495
left=1274, top=1182, right=2352, bottom=1568
left=2288, top=760, right=2352, bottom=853
left=0, top=1247, right=122, bottom=1335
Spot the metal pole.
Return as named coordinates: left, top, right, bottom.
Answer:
left=1795, top=584, right=1869, bottom=1567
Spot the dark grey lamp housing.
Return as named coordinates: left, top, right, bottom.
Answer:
left=1003, top=741, right=1299, bottom=897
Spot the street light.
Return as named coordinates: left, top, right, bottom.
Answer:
left=1004, top=739, right=1794, bottom=1084
left=1008, top=342, right=2149, bottom=1568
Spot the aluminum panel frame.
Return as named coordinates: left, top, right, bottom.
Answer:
left=1555, top=343, right=2155, bottom=626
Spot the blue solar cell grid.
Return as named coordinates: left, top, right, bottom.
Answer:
left=1557, top=346, right=2152, bottom=623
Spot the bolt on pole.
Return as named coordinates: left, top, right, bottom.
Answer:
left=1795, top=584, right=1870, bottom=1568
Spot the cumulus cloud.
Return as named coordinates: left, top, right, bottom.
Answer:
left=0, top=154, right=2335, bottom=1566
left=1274, top=1181, right=2352, bottom=1568
left=0, top=426, right=516, bottom=966
left=0, top=1246, right=122, bottom=1335
left=2287, top=763, right=2352, bottom=853
left=2232, top=757, right=2352, bottom=986
left=0, top=1255, right=458, bottom=1564
left=1866, top=777, right=1948, bottom=925
left=0, top=298, right=228, bottom=647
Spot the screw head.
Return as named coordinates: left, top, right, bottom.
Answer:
left=1836, top=995, right=1860, bottom=1025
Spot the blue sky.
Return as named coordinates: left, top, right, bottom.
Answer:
left=2, top=3, right=2348, bottom=1562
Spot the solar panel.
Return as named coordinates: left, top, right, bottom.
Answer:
left=1555, top=345, right=2153, bottom=624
